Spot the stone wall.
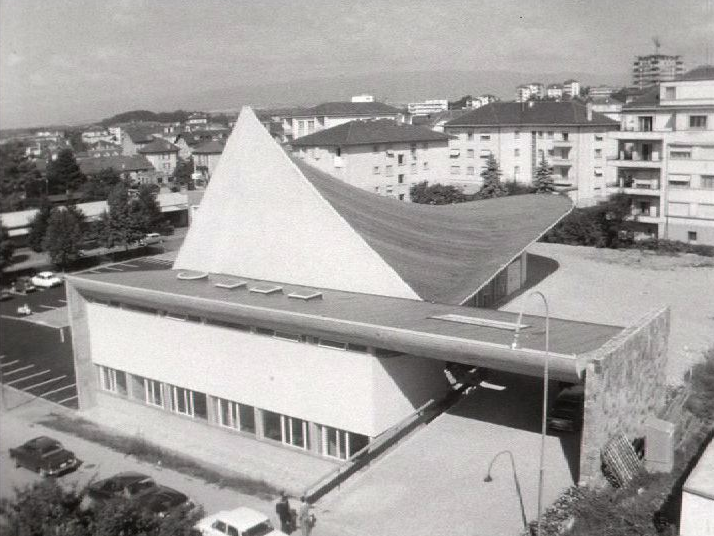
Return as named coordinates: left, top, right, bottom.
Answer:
left=579, top=306, right=670, bottom=486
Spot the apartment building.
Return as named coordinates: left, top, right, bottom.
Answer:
left=290, top=119, right=452, bottom=200
left=588, top=86, right=619, bottom=99
left=563, top=79, right=581, bottom=99
left=633, top=54, right=685, bottom=89
left=407, top=100, right=449, bottom=116
left=138, top=138, right=180, bottom=176
left=607, top=65, right=714, bottom=244
left=281, top=101, right=403, bottom=141
left=547, top=84, right=564, bottom=100
left=516, top=82, right=546, bottom=102
left=192, top=140, right=225, bottom=182
left=443, top=101, right=619, bottom=206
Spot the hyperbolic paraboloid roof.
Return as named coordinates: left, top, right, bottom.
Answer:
left=174, top=107, right=572, bottom=304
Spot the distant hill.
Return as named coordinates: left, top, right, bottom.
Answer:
left=182, top=69, right=629, bottom=112
left=100, top=109, right=192, bottom=126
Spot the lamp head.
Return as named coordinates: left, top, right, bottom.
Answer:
left=483, top=474, right=493, bottom=483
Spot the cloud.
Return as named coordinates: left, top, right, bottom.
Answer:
left=6, top=52, right=23, bottom=67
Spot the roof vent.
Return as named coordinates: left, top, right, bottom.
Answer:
left=430, top=313, right=529, bottom=331
left=249, top=283, right=283, bottom=295
left=177, top=271, right=208, bottom=280
left=288, top=289, right=323, bottom=301
left=214, top=279, right=247, bottom=290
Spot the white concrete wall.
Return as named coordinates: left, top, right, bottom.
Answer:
left=86, top=304, right=446, bottom=437
left=680, top=491, right=714, bottom=536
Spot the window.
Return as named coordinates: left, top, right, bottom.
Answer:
left=163, top=163, right=170, bottom=170
left=466, top=166, right=475, bottom=175
left=547, top=131, right=554, bottom=139
left=169, top=385, right=193, bottom=416
left=689, top=116, right=708, bottom=129
left=665, top=87, right=676, bottom=99
left=335, top=147, right=342, bottom=157
left=398, top=194, right=405, bottom=201
left=318, top=338, right=347, bottom=350
left=254, top=327, right=275, bottom=337
left=467, top=131, right=474, bottom=141
left=538, top=131, right=543, bottom=138
left=307, top=120, right=315, bottom=133
left=638, top=116, right=653, bottom=132
left=410, top=162, right=417, bottom=174
left=668, top=175, right=691, bottom=189
left=450, top=165, right=461, bottom=175
left=595, top=134, right=604, bottom=141
left=373, top=166, right=380, bottom=175
left=397, top=154, right=405, bottom=165
left=274, top=331, right=301, bottom=342
left=216, top=398, right=256, bottom=434
left=263, top=411, right=309, bottom=449
left=263, top=411, right=282, bottom=441
left=670, top=150, right=691, bottom=159
left=514, top=166, right=520, bottom=180
left=385, top=165, right=393, bottom=176
left=480, top=134, right=491, bottom=141
left=562, top=132, right=569, bottom=141
left=514, top=131, right=520, bottom=139
left=702, top=176, right=714, bottom=190
left=423, top=161, right=429, bottom=170
left=398, top=174, right=404, bottom=184
left=688, top=231, right=698, bottom=243
left=97, top=366, right=127, bottom=396
left=514, top=148, right=520, bottom=157
left=595, top=149, right=602, bottom=158
left=466, top=148, right=474, bottom=158
left=318, top=426, right=369, bottom=460
left=144, top=378, right=163, bottom=407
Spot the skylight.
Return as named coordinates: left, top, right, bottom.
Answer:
left=288, top=289, right=323, bottom=301
left=430, top=314, right=529, bottom=331
left=214, top=279, right=247, bottom=290
left=249, top=284, right=283, bottom=295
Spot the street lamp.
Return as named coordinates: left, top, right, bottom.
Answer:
left=511, top=291, right=550, bottom=536
left=484, top=449, right=528, bottom=531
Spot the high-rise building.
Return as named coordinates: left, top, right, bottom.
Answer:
left=633, top=54, right=685, bottom=88
left=608, top=65, right=714, bottom=245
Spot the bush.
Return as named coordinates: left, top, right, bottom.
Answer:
left=636, top=239, right=714, bottom=257
left=686, top=346, right=714, bottom=421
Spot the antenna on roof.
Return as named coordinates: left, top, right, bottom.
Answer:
left=652, top=36, right=661, bottom=55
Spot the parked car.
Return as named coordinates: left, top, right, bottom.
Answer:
left=9, top=436, right=81, bottom=476
left=84, top=472, right=157, bottom=508
left=13, top=277, right=36, bottom=294
left=0, top=289, right=13, bottom=301
left=194, top=507, right=286, bottom=536
left=138, top=485, right=194, bottom=518
left=31, top=271, right=63, bottom=289
left=140, top=233, right=162, bottom=246
left=547, top=385, right=585, bottom=432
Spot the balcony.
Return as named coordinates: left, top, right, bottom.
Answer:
left=607, top=176, right=661, bottom=196
left=612, top=130, right=665, bottom=140
left=552, top=139, right=573, bottom=147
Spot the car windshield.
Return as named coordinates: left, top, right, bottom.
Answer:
left=243, top=521, right=274, bottom=536
left=127, top=479, right=156, bottom=494
left=40, top=447, right=64, bottom=457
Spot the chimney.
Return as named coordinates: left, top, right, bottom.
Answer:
left=586, top=102, right=593, bottom=121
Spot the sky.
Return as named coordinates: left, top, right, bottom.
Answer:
left=1, top=0, right=712, bottom=128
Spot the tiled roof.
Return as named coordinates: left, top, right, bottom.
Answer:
left=444, top=101, right=619, bottom=127
left=622, top=85, right=660, bottom=108
left=192, top=140, right=225, bottom=154
left=78, top=155, right=153, bottom=175
left=123, top=125, right=162, bottom=144
left=294, top=101, right=402, bottom=118
left=177, top=129, right=228, bottom=146
left=290, top=119, right=451, bottom=147
left=677, top=65, right=714, bottom=82
left=138, top=138, right=179, bottom=154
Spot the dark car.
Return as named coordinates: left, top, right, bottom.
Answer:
left=9, top=436, right=81, bottom=476
left=85, top=472, right=157, bottom=508
left=547, top=385, right=585, bottom=432
left=137, top=485, right=193, bottom=517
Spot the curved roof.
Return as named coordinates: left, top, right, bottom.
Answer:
left=175, top=107, right=572, bottom=305
left=295, top=159, right=572, bottom=304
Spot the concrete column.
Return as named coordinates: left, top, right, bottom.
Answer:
left=254, top=408, right=265, bottom=440
left=66, top=282, right=97, bottom=410
left=308, top=422, right=321, bottom=455
left=206, top=395, right=219, bottom=426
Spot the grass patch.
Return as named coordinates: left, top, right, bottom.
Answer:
left=39, top=412, right=280, bottom=500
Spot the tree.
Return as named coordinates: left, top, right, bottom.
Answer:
left=27, top=197, right=53, bottom=252
left=0, top=224, right=16, bottom=272
left=0, top=141, right=41, bottom=212
left=42, top=205, right=85, bottom=270
left=100, top=184, right=144, bottom=250
left=173, top=158, right=195, bottom=190
left=81, top=167, right=121, bottom=201
left=0, top=479, right=202, bottom=536
left=66, top=129, right=89, bottom=153
left=46, top=149, right=87, bottom=195
left=132, top=184, right=163, bottom=233
left=533, top=155, right=555, bottom=193
left=476, top=154, right=507, bottom=199
left=409, top=181, right=466, bottom=205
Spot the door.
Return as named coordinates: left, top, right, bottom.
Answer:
left=641, top=144, right=651, bottom=161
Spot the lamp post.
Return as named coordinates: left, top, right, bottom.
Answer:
left=484, top=449, right=528, bottom=531
left=511, top=291, right=550, bottom=536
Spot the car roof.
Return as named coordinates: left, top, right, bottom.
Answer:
left=106, top=471, right=152, bottom=483
left=37, top=271, right=55, bottom=277
left=27, top=436, right=61, bottom=448
left=212, top=507, right=269, bottom=530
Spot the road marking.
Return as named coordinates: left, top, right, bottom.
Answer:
left=0, top=360, right=19, bottom=368
left=3, top=364, right=35, bottom=376
left=6, top=369, right=50, bottom=385
left=57, top=395, right=78, bottom=405
left=39, top=304, right=57, bottom=310
left=58, top=299, right=67, bottom=303
left=22, top=375, right=67, bottom=391
left=87, top=270, right=102, bottom=274
left=103, top=266, right=124, bottom=271
left=119, top=263, right=138, bottom=268
left=39, top=383, right=76, bottom=397
left=0, top=355, right=6, bottom=360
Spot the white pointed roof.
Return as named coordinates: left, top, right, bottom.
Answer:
left=173, top=107, right=420, bottom=300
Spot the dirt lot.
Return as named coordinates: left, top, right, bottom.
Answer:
left=502, top=243, right=714, bottom=384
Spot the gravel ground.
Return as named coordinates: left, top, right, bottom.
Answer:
left=501, top=243, right=714, bottom=384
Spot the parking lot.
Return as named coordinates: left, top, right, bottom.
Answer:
left=0, top=257, right=173, bottom=410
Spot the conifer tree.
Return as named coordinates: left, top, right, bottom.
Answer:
left=46, top=149, right=87, bottom=195
left=477, top=154, right=507, bottom=199
left=533, top=155, right=555, bottom=193
left=27, top=196, right=53, bottom=252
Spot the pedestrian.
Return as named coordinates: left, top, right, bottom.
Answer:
left=298, top=496, right=316, bottom=536
left=275, top=491, right=292, bottom=533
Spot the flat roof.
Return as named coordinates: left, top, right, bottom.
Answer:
left=69, top=268, right=623, bottom=382
left=684, top=436, right=714, bottom=501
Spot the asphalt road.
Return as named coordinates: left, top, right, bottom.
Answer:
left=0, top=257, right=173, bottom=410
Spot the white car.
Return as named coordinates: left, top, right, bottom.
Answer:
left=31, top=271, right=63, bottom=289
left=194, top=507, right=287, bottom=536
left=141, top=233, right=162, bottom=246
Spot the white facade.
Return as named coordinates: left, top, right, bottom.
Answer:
left=679, top=438, right=714, bottom=536
left=294, top=140, right=451, bottom=201
left=607, top=74, right=714, bottom=244
left=351, top=94, right=375, bottom=102
left=407, top=100, right=449, bottom=116
left=563, top=80, right=581, bottom=98
left=289, top=112, right=401, bottom=140
left=444, top=122, right=617, bottom=206
left=516, top=85, right=532, bottom=102
left=547, top=85, right=564, bottom=100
